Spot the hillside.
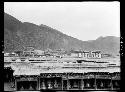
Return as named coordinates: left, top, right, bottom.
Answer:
left=4, top=13, right=120, bottom=55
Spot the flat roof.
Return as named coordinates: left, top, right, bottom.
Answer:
left=13, top=66, right=120, bottom=76
left=4, top=60, right=119, bottom=75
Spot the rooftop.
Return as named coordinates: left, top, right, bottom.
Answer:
left=12, top=62, right=120, bottom=76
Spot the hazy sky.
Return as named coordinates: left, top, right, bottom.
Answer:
left=4, top=2, right=120, bottom=41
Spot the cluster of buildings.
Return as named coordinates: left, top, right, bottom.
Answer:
left=4, top=47, right=120, bottom=91
left=4, top=47, right=104, bottom=59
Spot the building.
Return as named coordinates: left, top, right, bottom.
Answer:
left=4, top=49, right=120, bottom=91
left=70, top=50, right=102, bottom=58
left=4, top=62, right=120, bottom=91
left=13, top=71, right=120, bottom=91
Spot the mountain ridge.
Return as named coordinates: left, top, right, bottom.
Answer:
left=4, top=13, right=120, bottom=55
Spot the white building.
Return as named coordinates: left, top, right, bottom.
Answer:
left=71, top=50, right=102, bottom=58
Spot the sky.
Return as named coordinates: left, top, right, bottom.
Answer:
left=4, top=2, right=120, bottom=41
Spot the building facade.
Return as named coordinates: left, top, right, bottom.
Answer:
left=13, top=72, right=120, bottom=91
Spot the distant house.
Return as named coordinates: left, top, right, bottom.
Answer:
left=14, top=47, right=45, bottom=57
left=8, top=52, right=18, bottom=57
left=22, top=47, right=35, bottom=57
left=14, top=51, right=23, bottom=57
left=34, top=50, right=44, bottom=55
left=70, top=50, right=102, bottom=58
left=70, top=51, right=79, bottom=57
left=4, top=53, right=9, bottom=56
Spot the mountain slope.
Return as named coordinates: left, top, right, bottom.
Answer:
left=4, top=13, right=120, bottom=55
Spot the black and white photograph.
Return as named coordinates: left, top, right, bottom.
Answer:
left=4, top=2, right=120, bottom=91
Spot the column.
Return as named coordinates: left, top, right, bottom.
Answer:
left=38, top=77, right=40, bottom=90
left=81, top=79, right=84, bottom=90
left=42, top=79, right=46, bottom=89
left=67, top=79, right=69, bottom=90
left=111, top=77, right=113, bottom=90
left=94, top=75, right=97, bottom=90
left=15, top=78, right=17, bottom=91
left=62, top=79, right=63, bottom=90
left=11, top=75, right=15, bottom=88
left=66, top=73, right=69, bottom=90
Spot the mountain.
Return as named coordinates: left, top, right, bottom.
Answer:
left=4, top=13, right=120, bottom=55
